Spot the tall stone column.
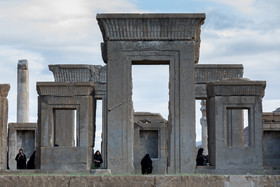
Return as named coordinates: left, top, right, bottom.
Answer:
left=200, top=100, right=208, bottom=155
left=17, top=60, right=29, bottom=123
left=0, top=84, right=10, bottom=170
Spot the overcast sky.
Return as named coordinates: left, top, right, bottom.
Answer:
left=0, top=0, right=279, bottom=151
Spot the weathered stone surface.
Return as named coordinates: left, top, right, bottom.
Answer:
left=195, top=64, right=243, bottom=83
left=263, top=131, right=280, bottom=167
left=36, top=82, right=94, bottom=96
left=0, top=175, right=279, bottom=187
left=8, top=123, right=37, bottom=170
left=0, top=84, right=10, bottom=98
left=98, top=13, right=205, bottom=174
left=207, top=78, right=266, bottom=97
left=0, top=84, right=10, bottom=170
left=207, top=83, right=264, bottom=171
left=37, top=82, right=95, bottom=171
left=102, top=39, right=197, bottom=174
left=134, top=112, right=167, bottom=174
left=97, top=13, right=205, bottom=41
left=262, top=111, right=280, bottom=168
left=17, top=59, right=29, bottom=123
left=49, top=64, right=107, bottom=83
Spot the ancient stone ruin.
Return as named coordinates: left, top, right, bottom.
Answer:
left=0, top=13, right=279, bottom=176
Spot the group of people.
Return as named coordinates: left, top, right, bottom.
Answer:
left=15, top=148, right=207, bottom=172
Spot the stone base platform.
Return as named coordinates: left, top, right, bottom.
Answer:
left=0, top=175, right=279, bottom=187
left=195, top=166, right=280, bottom=175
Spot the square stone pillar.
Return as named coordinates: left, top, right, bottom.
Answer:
left=97, top=13, right=205, bottom=174
left=0, top=84, right=10, bottom=170
left=206, top=78, right=266, bottom=171
left=37, top=82, right=95, bottom=171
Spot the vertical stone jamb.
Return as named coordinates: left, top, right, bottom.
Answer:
left=0, top=84, right=10, bottom=170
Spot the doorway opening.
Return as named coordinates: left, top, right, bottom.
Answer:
left=132, top=64, right=169, bottom=119
left=94, top=100, right=103, bottom=153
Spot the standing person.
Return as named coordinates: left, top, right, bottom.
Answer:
left=93, top=150, right=103, bottom=168
left=196, top=148, right=207, bottom=166
left=15, top=149, right=26, bottom=169
left=141, top=154, right=153, bottom=174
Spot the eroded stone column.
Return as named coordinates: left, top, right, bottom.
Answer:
left=0, top=84, right=10, bottom=170
left=200, top=100, right=208, bottom=155
left=17, top=60, right=29, bottom=123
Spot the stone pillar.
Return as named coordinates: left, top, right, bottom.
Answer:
left=0, top=84, right=10, bottom=170
left=17, top=60, right=29, bottom=123
left=200, top=100, right=208, bottom=155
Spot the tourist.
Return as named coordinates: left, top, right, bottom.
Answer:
left=15, top=149, right=27, bottom=169
left=196, top=148, right=207, bottom=166
left=141, top=154, right=153, bottom=174
left=93, top=150, right=103, bottom=168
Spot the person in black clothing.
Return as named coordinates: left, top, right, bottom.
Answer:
left=15, top=149, right=26, bottom=169
left=196, top=148, right=207, bottom=166
left=93, top=150, right=103, bottom=168
left=141, top=154, right=153, bottom=174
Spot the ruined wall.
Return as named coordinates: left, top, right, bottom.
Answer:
left=0, top=175, right=279, bottom=187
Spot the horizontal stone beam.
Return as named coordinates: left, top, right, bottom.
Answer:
left=207, top=78, right=266, bottom=97
left=194, top=64, right=243, bottom=83
left=36, top=82, right=94, bottom=96
left=97, top=13, right=205, bottom=41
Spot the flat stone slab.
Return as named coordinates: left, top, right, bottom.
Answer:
left=97, top=13, right=205, bottom=41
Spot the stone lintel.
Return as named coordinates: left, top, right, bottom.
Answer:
left=134, top=112, right=167, bottom=124
left=0, top=84, right=10, bottom=98
left=8, top=123, right=37, bottom=130
left=263, top=122, right=280, bottom=131
left=49, top=64, right=106, bottom=83
left=97, top=13, right=205, bottom=41
left=36, top=82, right=94, bottom=96
left=195, top=64, right=243, bottom=83
left=263, top=112, right=280, bottom=122
left=207, top=78, right=266, bottom=97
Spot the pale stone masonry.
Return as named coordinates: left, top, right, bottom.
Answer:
left=17, top=60, right=29, bottom=123
left=36, top=82, right=95, bottom=171
left=0, top=84, right=10, bottom=170
left=207, top=78, right=266, bottom=171
left=97, top=13, right=205, bottom=174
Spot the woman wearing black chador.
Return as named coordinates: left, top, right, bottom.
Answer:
left=141, top=154, right=153, bottom=174
left=93, top=150, right=103, bottom=168
left=15, top=149, right=26, bottom=169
